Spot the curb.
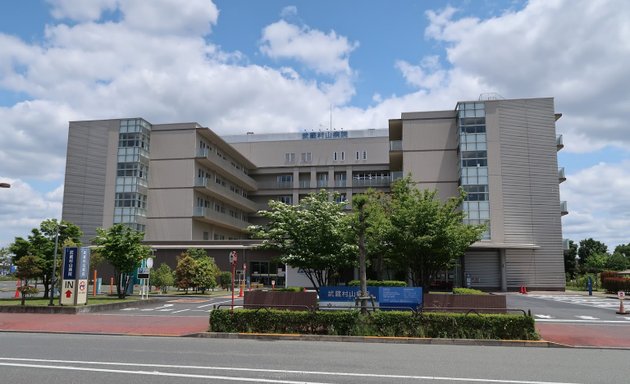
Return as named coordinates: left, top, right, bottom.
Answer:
left=186, top=332, right=566, bottom=348
left=0, top=298, right=162, bottom=314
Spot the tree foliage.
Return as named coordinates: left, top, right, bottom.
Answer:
left=563, top=240, right=578, bottom=279
left=9, top=219, right=82, bottom=299
left=249, top=190, right=357, bottom=291
left=151, top=263, right=174, bottom=294
left=383, top=177, right=486, bottom=291
left=15, top=255, right=44, bottom=305
left=174, top=249, right=220, bottom=293
left=92, top=224, right=150, bottom=299
left=577, top=238, right=608, bottom=266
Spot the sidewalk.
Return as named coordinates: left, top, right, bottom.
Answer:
left=0, top=312, right=209, bottom=336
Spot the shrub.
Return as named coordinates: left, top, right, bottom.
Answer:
left=218, top=272, right=232, bottom=290
left=347, top=280, right=407, bottom=287
left=273, top=287, right=304, bottom=292
left=452, top=288, right=487, bottom=295
left=209, top=309, right=538, bottom=340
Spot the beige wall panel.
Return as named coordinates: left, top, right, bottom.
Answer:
left=402, top=119, right=457, bottom=151
left=151, top=130, right=196, bottom=160
left=145, top=218, right=192, bottom=241
left=102, top=126, right=120, bottom=229
left=402, top=151, right=459, bottom=183
left=414, top=182, right=460, bottom=201
left=147, top=189, right=193, bottom=217
left=150, top=159, right=194, bottom=188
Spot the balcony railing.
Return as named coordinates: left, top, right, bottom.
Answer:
left=560, top=200, right=568, bottom=216
left=391, top=171, right=404, bottom=182
left=556, top=135, right=564, bottom=150
left=192, top=206, right=250, bottom=230
left=194, top=177, right=258, bottom=212
left=390, top=140, right=402, bottom=151
left=352, top=177, right=391, bottom=187
left=317, top=180, right=328, bottom=188
left=196, top=148, right=257, bottom=190
left=558, top=167, right=566, bottom=183
left=299, top=180, right=311, bottom=188
left=334, top=180, right=347, bottom=188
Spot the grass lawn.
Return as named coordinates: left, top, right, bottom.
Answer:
left=0, top=296, right=138, bottom=307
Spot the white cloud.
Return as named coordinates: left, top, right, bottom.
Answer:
left=260, top=20, right=358, bottom=76
left=420, top=0, right=630, bottom=153
left=561, top=162, right=630, bottom=248
left=47, top=0, right=118, bottom=21
left=0, top=179, right=62, bottom=248
left=280, top=6, right=298, bottom=19
left=395, top=56, right=447, bottom=90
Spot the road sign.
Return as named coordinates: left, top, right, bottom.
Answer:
left=138, top=267, right=150, bottom=279
left=76, top=279, right=88, bottom=305
left=60, top=279, right=75, bottom=305
left=229, top=250, right=238, bottom=265
left=146, top=257, right=154, bottom=269
left=619, top=291, right=626, bottom=299
left=77, top=247, right=90, bottom=280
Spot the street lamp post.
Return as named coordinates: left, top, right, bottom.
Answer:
left=48, top=223, right=67, bottom=306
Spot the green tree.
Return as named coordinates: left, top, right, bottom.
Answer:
left=0, top=247, right=12, bottom=275
left=605, top=253, right=628, bottom=271
left=564, top=240, right=578, bottom=278
left=151, top=263, right=174, bottom=294
left=15, top=255, right=43, bottom=306
left=385, top=177, right=486, bottom=291
left=92, top=224, right=151, bottom=299
left=577, top=238, right=608, bottom=267
left=193, top=257, right=220, bottom=293
left=9, top=219, right=82, bottom=299
left=175, top=254, right=197, bottom=293
left=583, top=253, right=609, bottom=274
left=249, top=190, right=357, bottom=292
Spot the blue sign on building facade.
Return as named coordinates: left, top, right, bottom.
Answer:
left=62, top=247, right=78, bottom=280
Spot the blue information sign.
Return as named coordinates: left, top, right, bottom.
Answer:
left=63, top=247, right=78, bottom=280
left=378, top=287, right=423, bottom=310
left=77, top=247, right=90, bottom=279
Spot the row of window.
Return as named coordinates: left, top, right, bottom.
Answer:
left=115, top=192, right=147, bottom=208
left=117, top=162, right=148, bottom=178
left=199, top=139, right=248, bottom=175
left=284, top=151, right=368, bottom=163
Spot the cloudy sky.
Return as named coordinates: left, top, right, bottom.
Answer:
left=0, top=0, right=629, bottom=251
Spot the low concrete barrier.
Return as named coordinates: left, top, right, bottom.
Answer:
left=423, top=294, right=506, bottom=313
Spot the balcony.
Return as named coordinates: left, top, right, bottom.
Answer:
left=560, top=200, right=568, bottom=216
left=558, top=167, right=566, bottom=183
left=334, top=180, right=347, bottom=188
left=352, top=177, right=391, bottom=188
left=194, top=177, right=258, bottom=212
left=192, top=207, right=250, bottom=232
left=556, top=135, right=564, bottom=151
left=391, top=171, right=404, bottom=182
left=390, top=140, right=403, bottom=151
left=196, top=148, right=257, bottom=190
left=299, top=180, right=311, bottom=188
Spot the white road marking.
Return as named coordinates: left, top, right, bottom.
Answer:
left=576, top=316, right=598, bottom=320
left=0, top=358, right=583, bottom=384
left=158, top=308, right=174, bottom=312
left=198, top=299, right=236, bottom=308
left=535, top=319, right=630, bottom=324
left=171, top=309, right=190, bottom=314
left=534, top=314, right=553, bottom=319
left=120, top=308, right=138, bottom=311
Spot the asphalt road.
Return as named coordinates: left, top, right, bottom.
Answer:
left=99, top=294, right=243, bottom=317
left=1, top=333, right=628, bottom=384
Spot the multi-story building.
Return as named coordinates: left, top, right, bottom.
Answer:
left=61, top=96, right=566, bottom=290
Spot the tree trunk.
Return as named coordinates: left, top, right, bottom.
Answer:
left=358, top=204, right=368, bottom=314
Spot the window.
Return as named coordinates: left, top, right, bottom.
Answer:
left=333, top=152, right=338, bottom=161
left=462, top=185, right=489, bottom=201
left=461, top=151, right=488, bottom=167
left=277, top=174, right=293, bottom=188
left=362, top=151, right=367, bottom=160
left=341, top=151, right=345, bottom=161
left=285, top=152, right=296, bottom=163
left=356, top=151, right=360, bottom=160
left=203, top=231, right=209, bottom=240
left=301, top=152, right=312, bottom=163
left=278, top=195, right=293, bottom=204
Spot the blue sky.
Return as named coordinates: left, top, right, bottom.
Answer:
left=0, top=0, right=629, bottom=252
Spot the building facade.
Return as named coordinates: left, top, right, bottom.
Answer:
left=62, top=97, right=566, bottom=290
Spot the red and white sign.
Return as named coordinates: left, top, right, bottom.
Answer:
left=618, top=291, right=626, bottom=299
left=60, top=279, right=75, bottom=305
left=76, top=279, right=88, bottom=305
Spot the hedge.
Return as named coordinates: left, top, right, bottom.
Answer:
left=209, top=309, right=538, bottom=340
left=601, top=276, right=630, bottom=293
left=347, top=280, right=407, bottom=287
left=452, top=288, right=487, bottom=295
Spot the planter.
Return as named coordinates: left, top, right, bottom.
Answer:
left=423, top=293, right=506, bottom=313
left=244, top=290, right=318, bottom=311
